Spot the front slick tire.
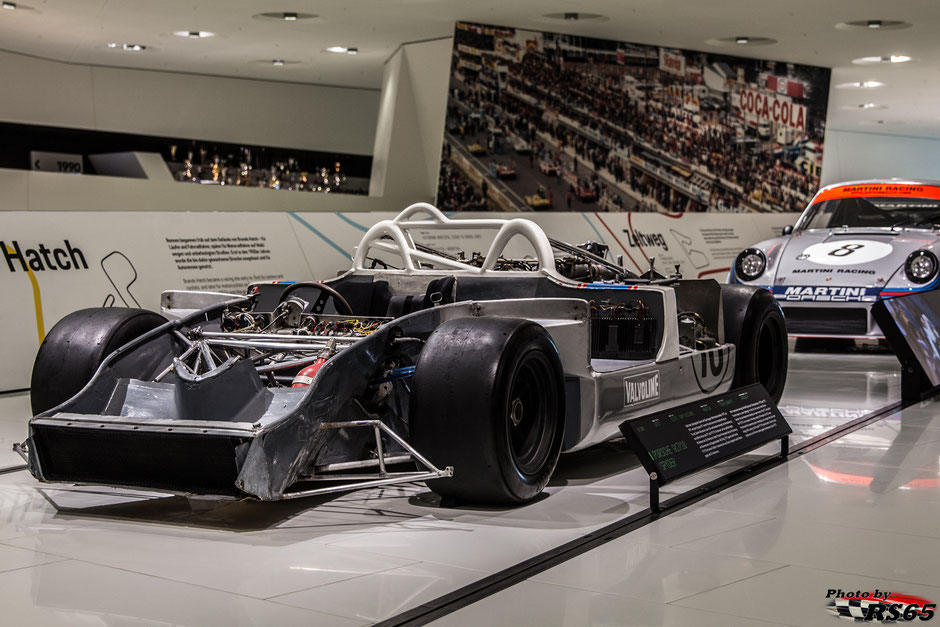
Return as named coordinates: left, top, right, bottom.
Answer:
left=410, top=317, right=565, bottom=506
left=721, top=286, right=788, bottom=403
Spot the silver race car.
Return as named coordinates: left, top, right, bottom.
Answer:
left=731, top=180, right=940, bottom=339
left=17, top=204, right=787, bottom=506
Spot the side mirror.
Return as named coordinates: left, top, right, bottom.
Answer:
left=782, top=225, right=794, bottom=236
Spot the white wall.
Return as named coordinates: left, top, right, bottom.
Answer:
left=369, top=39, right=451, bottom=199
left=821, top=128, right=940, bottom=185
left=0, top=50, right=380, bottom=156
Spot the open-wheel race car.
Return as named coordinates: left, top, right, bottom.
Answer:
left=16, top=204, right=788, bottom=506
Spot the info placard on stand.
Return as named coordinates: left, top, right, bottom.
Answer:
left=620, top=384, right=791, bottom=512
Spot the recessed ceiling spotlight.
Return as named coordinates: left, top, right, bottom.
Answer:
left=0, top=2, right=37, bottom=12
left=706, top=36, right=777, bottom=46
left=326, top=46, right=348, bottom=53
left=835, top=19, right=912, bottom=31
left=173, top=30, right=214, bottom=39
left=853, top=55, right=913, bottom=64
left=842, top=103, right=887, bottom=110
left=836, top=80, right=885, bottom=89
left=107, top=43, right=147, bottom=51
left=257, top=58, right=298, bottom=66
left=861, top=119, right=904, bottom=127
left=252, top=12, right=318, bottom=22
left=542, top=12, right=609, bottom=22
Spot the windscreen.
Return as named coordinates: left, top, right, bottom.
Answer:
left=800, top=195, right=940, bottom=231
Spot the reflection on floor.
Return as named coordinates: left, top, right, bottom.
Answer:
left=0, top=352, right=934, bottom=626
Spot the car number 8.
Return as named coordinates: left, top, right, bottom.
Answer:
left=828, top=243, right=864, bottom=257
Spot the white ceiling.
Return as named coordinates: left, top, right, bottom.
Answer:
left=2, top=0, right=940, bottom=138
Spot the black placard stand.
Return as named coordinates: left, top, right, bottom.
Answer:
left=871, top=294, right=940, bottom=402
left=621, top=384, right=791, bottom=513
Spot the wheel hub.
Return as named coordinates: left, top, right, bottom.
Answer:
left=510, top=398, right=524, bottom=427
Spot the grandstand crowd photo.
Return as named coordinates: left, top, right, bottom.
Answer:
left=438, top=21, right=831, bottom=214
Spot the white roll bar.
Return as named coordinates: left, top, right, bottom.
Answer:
left=351, top=203, right=558, bottom=274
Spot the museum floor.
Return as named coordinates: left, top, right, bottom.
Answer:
left=0, top=351, right=938, bottom=626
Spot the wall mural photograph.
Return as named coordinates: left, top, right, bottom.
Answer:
left=438, top=21, right=831, bottom=214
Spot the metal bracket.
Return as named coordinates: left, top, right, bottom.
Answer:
left=12, top=441, right=29, bottom=463
left=276, top=419, right=453, bottom=500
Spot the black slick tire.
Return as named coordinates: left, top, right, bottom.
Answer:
left=721, top=286, right=788, bottom=403
left=410, top=317, right=565, bottom=505
left=30, top=308, right=166, bottom=415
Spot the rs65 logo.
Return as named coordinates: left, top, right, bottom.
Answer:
left=826, top=590, right=935, bottom=622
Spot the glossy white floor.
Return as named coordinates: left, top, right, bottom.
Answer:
left=0, top=351, right=935, bottom=626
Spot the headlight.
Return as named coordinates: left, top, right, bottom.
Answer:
left=735, top=248, right=766, bottom=281
left=905, top=250, right=938, bottom=284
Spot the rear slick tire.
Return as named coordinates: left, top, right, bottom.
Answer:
left=30, top=307, right=166, bottom=415
left=410, top=317, right=565, bottom=506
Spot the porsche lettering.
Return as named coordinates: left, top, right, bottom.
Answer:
left=778, top=286, right=876, bottom=302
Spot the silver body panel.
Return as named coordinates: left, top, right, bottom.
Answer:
left=733, top=179, right=940, bottom=338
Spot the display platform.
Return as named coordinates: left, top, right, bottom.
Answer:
left=0, top=350, right=909, bottom=625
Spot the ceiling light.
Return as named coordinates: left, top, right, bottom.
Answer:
left=2, top=2, right=16, bottom=9
left=706, top=36, right=777, bottom=46
left=252, top=12, right=318, bottom=22
left=836, top=80, right=885, bottom=89
left=272, top=59, right=285, bottom=66
left=346, top=47, right=358, bottom=55
left=842, top=103, right=886, bottom=110
left=542, top=12, right=608, bottom=22
left=836, top=20, right=911, bottom=31
left=173, top=30, right=214, bottom=39
left=326, top=46, right=348, bottom=53
left=853, top=55, right=913, bottom=64
left=108, top=43, right=146, bottom=51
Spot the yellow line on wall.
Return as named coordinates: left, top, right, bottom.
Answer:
left=4, top=244, right=45, bottom=344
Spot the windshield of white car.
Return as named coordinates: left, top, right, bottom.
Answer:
left=800, top=196, right=940, bottom=231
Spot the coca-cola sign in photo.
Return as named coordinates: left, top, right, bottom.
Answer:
left=439, top=21, right=831, bottom=214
